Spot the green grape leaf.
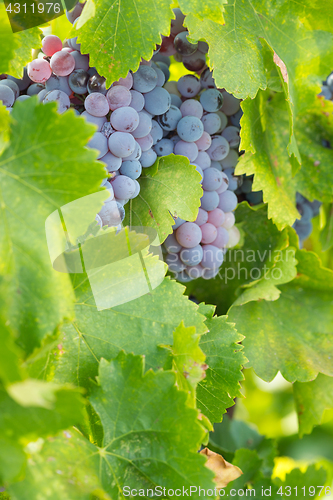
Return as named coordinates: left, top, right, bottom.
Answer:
left=186, top=203, right=292, bottom=315
left=228, top=250, right=333, bottom=382
left=236, top=90, right=333, bottom=230
left=89, top=352, right=214, bottom=498
left=75, top=0, right=174, bottom=87
left=0, top=98, right=107, bottom=354
left=0, top=4, right=41, bottom=78
left=294, top=374, right=333, bottom=438
left=197, top=308, right=246, bottom=424
left=124, top=154, right=203, bottom=243
left=168, top=322, right=207, bottom=408
left=49, top=275, right=208, bottom=390
left=179, top=0, right=225, bottom=24
left=8, top=430, right=109, bottom=500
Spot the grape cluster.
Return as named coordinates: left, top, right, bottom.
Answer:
left=0, top=4, right=244, bottom=281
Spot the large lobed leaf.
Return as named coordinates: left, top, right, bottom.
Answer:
left=10, top=353, right=216, bottom=499
left=90, top=353, right=214, bottom=498
left=229, top=250, right=333, bottom=383
left=75, top=0, right=174, bottom=87
left=0, top=99, right=107, bottom=354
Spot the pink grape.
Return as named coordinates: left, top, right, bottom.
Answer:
left=212, top=226, right=229, bottom=248
left=85, top=93, right=109, bottom=117
left=175, top=222, right=202, bottom=248
left=108, top=131, right=136, bottom=158
left=126, top=141, right=142, bottom=161
left=200, top=223, right=217, bottom=244
left=180, top=99, right=203, bottom=119
left=110, top=106, right=139, bottom=132
left=50, top=51, right=75, bottom=76
left=131, top=111, right=152, bottom=138
left=136, top=134, right=154, bottom=151
left=111, top=175, right=136, bottom=199
left=28, top=59, right=52, bottom=83
left=195, top=208, right=208, bottom=226
left=207, top=208, right=225, bottom=227
left=207, top=136, right=230, bottom=161
left=195, top=131, right=212, bottom=151
left=174, top=140, right=198, bottom=162
left=222, top=212, right=235, bottom=229
left=195, top=151, right=211, bottom=170
left=107, top=86, right=131, bottom=111
left=42, top=35, right=62, bottom=56
left=113, top=72, right=133, bottom=90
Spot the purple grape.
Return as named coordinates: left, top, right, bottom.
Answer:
left=87, top=132, right=108, bottom=158
left=108, top=131, right=136, bottom=158
left=201, top=244, right=224, bottom=269
left=200, top=190, right=219, bottom=211
left=177, top=115, right=204, bottom=142
left=218, top=190, right=238, bottom=212
left=175, top=222, right=202, bottom=248
left=110, top=106, right=140, bottom=132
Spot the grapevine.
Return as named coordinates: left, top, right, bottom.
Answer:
left=0, top=2, right=333, bottom=499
